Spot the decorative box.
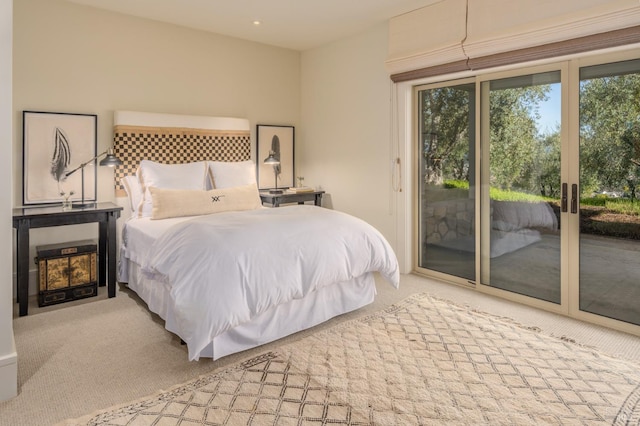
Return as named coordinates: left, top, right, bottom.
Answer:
left=35, top=240, right=98, bottom=307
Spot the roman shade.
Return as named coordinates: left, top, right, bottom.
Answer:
left=387, top=0, right=640, bottom=82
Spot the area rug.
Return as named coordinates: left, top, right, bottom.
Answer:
left=61, top=294, right=640, bottom=425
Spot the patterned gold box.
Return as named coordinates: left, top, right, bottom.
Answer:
left=36, top=240, right=97, bottom=307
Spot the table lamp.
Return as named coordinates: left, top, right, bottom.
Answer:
left=263, top=151, right=283, bottom=194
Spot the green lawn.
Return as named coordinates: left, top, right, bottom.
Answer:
left=581, top=197, right=640, bottom=216
left=438, top=180, right=640, bottom=239
left=444, top=180, right=640, bottom=215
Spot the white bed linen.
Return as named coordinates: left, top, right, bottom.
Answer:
left=121, top=216, right=193, bottom=269
left=120, top=205, right=399, bottom=360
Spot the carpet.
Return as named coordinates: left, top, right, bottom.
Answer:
left=60, top=293, right=640, bottom=425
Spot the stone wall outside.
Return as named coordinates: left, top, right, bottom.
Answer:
left=421, top=196, right=475, bottom=245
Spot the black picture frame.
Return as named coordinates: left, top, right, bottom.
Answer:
left=256, top=124, right=295, bottom=190
left=22, top=111, right=98, bottom=205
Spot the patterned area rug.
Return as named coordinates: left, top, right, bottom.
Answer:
left=61, top=294, right=640, bottom=425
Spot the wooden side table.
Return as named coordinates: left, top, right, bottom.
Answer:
left=12, top=202, right=122, bottom=316
left=259, top=190, right=325, bottom=207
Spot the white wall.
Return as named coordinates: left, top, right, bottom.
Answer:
left=1, top=0, right=17, bottom=402
left=12, top=0, right=301, bottom=295
left=300, top=23, right=400, bottom=253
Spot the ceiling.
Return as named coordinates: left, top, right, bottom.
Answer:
left=66, top=0, right=438, bottom=51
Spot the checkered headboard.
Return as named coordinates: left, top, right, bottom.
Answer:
left=112, top=112, right=251, bottom=196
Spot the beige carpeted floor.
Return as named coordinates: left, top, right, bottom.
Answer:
left=3, top=273, right=640, bottom=425
left=60, top=293, right=640, bottom=425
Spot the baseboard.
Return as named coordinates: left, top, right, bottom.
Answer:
left=0, top=339, right=18, bottom=401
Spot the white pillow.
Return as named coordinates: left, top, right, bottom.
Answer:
left=208, top=160, right=257, bottom=189
left=137, top=160, right=208, bottom=218
left=150, top=184, right=262, bottom=220
left=120, top=175, right=143, bottom=218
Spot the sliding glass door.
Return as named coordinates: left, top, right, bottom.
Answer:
left=415, top=52, right=640, bottom=334
left=480, top=70, right=563, bottom=304
left=577, top=58, right=640, bottom=327
left=416, top=80, right=476, bottom=282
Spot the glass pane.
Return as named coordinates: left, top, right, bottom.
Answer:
left=482, top=71, right=562, bottom=304
left=418, top=83, right=476, bottom=281
left=579, top=59, right=640, bottom=326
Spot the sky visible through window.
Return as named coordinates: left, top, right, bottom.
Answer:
left=537, top=83, right=561, bottom=134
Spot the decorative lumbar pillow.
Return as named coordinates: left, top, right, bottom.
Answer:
left=208, top=160, right=257, bottom=189
left=150, top=184, right=262, bottom=220
left=137, top=160, right=208, bottom=218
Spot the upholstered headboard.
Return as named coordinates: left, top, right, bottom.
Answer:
left=113, top=111, right=251, bottom=196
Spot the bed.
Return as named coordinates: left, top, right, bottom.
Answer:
left=113, top=111, right=400, bottom=361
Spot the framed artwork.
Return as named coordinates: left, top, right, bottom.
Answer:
left=22, top=111, right=98, bottom=205
left=256, top=124, right=294, bottom=190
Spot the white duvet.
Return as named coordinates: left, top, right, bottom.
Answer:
left=141, top=205, right=399, bottom=360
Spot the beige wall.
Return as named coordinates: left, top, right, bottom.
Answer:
left=300, top=23, right=399, bottom=249
left=1, top=0, right=17, bottom=403
left=12, top=0, right=301, bottom=295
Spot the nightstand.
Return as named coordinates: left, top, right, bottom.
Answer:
left=12, top=202, right=122, bottom=316
left=259, top=190, right=325, bottom=207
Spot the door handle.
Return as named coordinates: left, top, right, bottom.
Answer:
left=561, top=183, right=568, bottom=213
left=571, top=184, right=578, bottom=214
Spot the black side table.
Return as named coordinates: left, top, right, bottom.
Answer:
left=259, top=190, right=325, bottom=207
left=12, top=202, right=122, bottom=316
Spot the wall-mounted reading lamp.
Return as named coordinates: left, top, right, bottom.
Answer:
left=65, top=148, right=122, bottom=208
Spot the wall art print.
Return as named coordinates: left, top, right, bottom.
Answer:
left=22, top=111, right=97, bottom=205
left=256, top=124, right=294, bottom=190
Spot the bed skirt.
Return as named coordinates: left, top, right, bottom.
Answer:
left=121, top=259, right=377, bottom=360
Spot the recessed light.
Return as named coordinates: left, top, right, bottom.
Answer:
left=252, top=20, right=261, bottom=26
